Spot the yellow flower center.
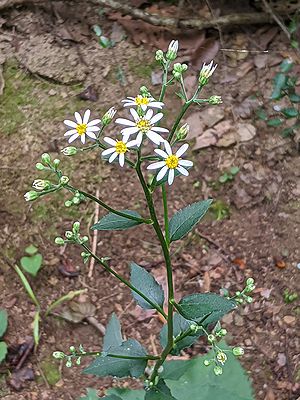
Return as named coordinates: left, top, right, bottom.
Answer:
left=115, top=141, right=127, bottom=154
left=76, top=123, right=87, bottom=135
left=136, top=118, right=151, bottom=133
left=165, top=155, right=179, bottom=169
left=135, top=95, right=150, bottom=106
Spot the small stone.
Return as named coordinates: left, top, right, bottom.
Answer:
left=283, top=315, right=296, bottom=325
left=201, top=107, right=225, bottom=128
left=277, top=353, right=287, bottom=367
left=237, top=123, right=256, bottom=142
left=48, top=89, right=57, bottom=96
left=244, top=339, right=252, bottom=346
left=234, top=314, right=244, bottom=327
left=222, top=313, right=233, bottom=325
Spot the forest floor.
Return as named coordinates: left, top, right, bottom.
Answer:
left=0, top=1, right=299, bottom=399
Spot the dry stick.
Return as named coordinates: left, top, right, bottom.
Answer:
left=88, top=188, right=100, bottom=278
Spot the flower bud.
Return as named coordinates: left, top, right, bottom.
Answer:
left=208, top=95, right=222, bottom=105
left=76, top=357, right=81, bottom=365
left=72, top=221, right=80, bottom=234
left=245, top=296, right=253, bottom=304
left=246, top=277, right=254, bottom=285
left=32, top=179, right=51, bottom=191
left=176, top=123, right=189, bottom=141
left=155, top=50, right=164, bottom=62
left=61, top=146, right=78, bottom=156
left=199, top=60, right=217, bottom=86
left=24, top=190, right=39, bottom=202
left=204, top=359, right=210, bottom=366
left=140, top=86, right=150, bottom=97
left=232, top=347, right=244, bottom=356
left=60, top=176, right=69, bottom=186
left=65, top=231, right=73, bottom=239
left=65, top=200, right=73, bottom=207
left=81, top=236, right=89, bottom=243
left=213, top=365, right=223, bottom=376
left=36, top=162, right=45, bottom=170
left=53, top=159, right=60, bottom=167
left=218, top=328, right=227, bottom=337
left=207, top=334, right=216, bottom=344
left=53, top=351, right=65, bottom=359
left=216, top=351, right=227, bottom=365
left=172, top=63, right=188, bottom=80
left=172, top=71, right=182, bottom=80
left=157, top=366, right=164, bottom=374
left=65, top=359, right=72, bottom=368
left=69, top=346, right=76, bottom=353
left=41, top=153, right=51, bottom=164
left=73, top=196, right=80, bottom=205
left=166, top=40, right=178, bottom=61
left=55, top=237, right=65, bottom=245
left=102, top=107, right=116, bottom=126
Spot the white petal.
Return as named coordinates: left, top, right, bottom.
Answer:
left=127, top=140, right=137, bottom=147
left=109, top=152, right=118, bottom=163
left=176, top=165, right=189, bottom=176
left=164, top=141, right=172, bottom=156
left=81, top=134, right=86, bottom=144
left=86, top=126, right=101, bottom=132
left=83, top=109, right=91, bottom=124
left=152, top=126, right=169, bottom=133
left=86, top=131, right=97, bottom=139
left=122, top=133, right=131, bottom=142
left=168, top=169, right=175, bottom=185
left=141, top=104, right=147, bottom=111
left=145, top=109, right=153, bottom=120
left=74, top=112, right=82, bottom=124
left=147, top=131, right=165, bottom=145
left=156, top=165, right=168, bottom=181
left=87, top=118, right=101, bottom=126
left=123, top=102, right=133, bottom=107
left=154, top=149, right=168, bottom=159
left=148, top=101, right=164, bottom=109
left=150, top=112, right=163, bottom=125
left=64, top=129, right=77, bottom=136
left=147, top=161, right=166, bottom=170
left=130, top=108, right=139, bottom=121
left=135, top=132, right=143, bottom=147
left=119, top=153, right=125, bottom=167
left=102, top=148, right=115, bottom=156
left=121, top=126, right=139, bottom=135
left=176, top=143, right=189, bottom=157
left=179, top=159, right=193, bottom=167
left=116, top=118, right=136, bottom=127
left=104, top=137, right=117, bottom=146
left=64, top=120, right=78, bottom=128
left=68, top=133, right=79, bottom=143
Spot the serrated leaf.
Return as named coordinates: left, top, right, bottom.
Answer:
left=25, top=244, right=38, bottom=255
left=169, top=199, right=213, bottom=242
left=145, top=380, right=177, bottom=400
left=271, top=73, right=287, bottom=100
left=177, top=293, right=236, bottom=323
left=267, top=118, right=283, bottom=127
left=130, top=262, right=164, bottom=310
left=0, top=342, right=7, bottom=364
left=103, top=313, right=123, bottom=352
left=107, top=388, right=144, bottom=400
left=0, top=309, right=8, bottom=338
left=92, top=210, right=143, bottom=231
left=20, top=253, right=43, bottom=277
left=160, top=313, right=204, bottom=355
left=163, top=344, right=254, bottom=400
left=281, top=107, right=299, bottom=118
left=84, top=339, right=147, bottom=378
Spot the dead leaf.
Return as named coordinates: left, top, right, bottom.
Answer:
left=264, top=388, right=275, bottom=400
left=110, top=22, right=126, bottom=43
left=274, top=259, right=286, bottom=269
left=9, top=367, right=34, bottom=391
left=237, top=123, right=256, bottom=142
left=203, top=271, right=211, bottom=292
left=258, top=26, right=278, bottom=49
left=201, top=107, right=224, bottom=128
left=77, top=85, right=98, bottom=102
left=190, top=38, right=220, bottom=70
left=7, top=337, right=34, bottom=369
left=58, top=256, right=80, bottom=277
left=232, top=258, right=246, bottom=270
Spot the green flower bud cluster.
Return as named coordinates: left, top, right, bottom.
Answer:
left=232, top=347, right=244, bottom=356
left=140, top=86, right=151, bottom=98
left=172, top=63, right=188, bottom=80
left=61, top=146, right=78, bottom=156
left=53, top=344, right=87, bottom=368
left=208, top=95, right=222, bottom=105
left=81, top=251, right=90, bottom=264
left=65, top=191, right=85, bottom=208
left=235, top=277, right=256, bottom=304
left=176, top=123, right=189, bottom=141
left=55, top=221, right=89, bottom=246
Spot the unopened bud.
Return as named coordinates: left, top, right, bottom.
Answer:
left=140, top=86, right=150, bottom=97
left=36, top=162, right=45, bottom=170
left=65, top=231, right=73, bottom=239
left=218, top=328, right=227, bottom=337
left=76, top=357, right=81, bottom=366
left=176, top=123, right=189, bottom=141
left=65, top=200, right=73, bottom=207
left=207, top=334, right=216, bottom=344
left=53, top=159, right=60, bottom=167
left=155, top=50, right=164, bottom=62
left=24, top=190, right=39, bottom=202
left=41, top=153, right=51, bottom=164
left=216, top=351, right=227, bottom=365
left=166, top=40, right=178, bottom=61
left=232, top=347, right=244, bottom=356
left=60, top=176, right=69, bottom=185
left=61, top=146, right=78, bottom=156
left=66, top=359, right=72, bottom=368
left=53, top=351, right=65, bottom=359
left=208, top=95, right=222, bottom=105
left=199, top=60, right=217, bottom=86
left=245, top=296, right=253, bottom=303
left=102, top=107, right=116, bottom=126
left=55, top=237, right=65, bottom=245
left=69, top=346, right=76, bottom=353
left=32, top=179, right=51, bottom=191
left=246, top=278, right=255, bottom=285
left=72, top=221, right=80, bottom=234
left=204, top=359, right=210, bottom=366
left=214, top=365, right=223, bottom=376
left=81, top=236, right=89, bottom=243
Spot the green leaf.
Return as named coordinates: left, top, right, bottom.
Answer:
left=130, top=262, right=164, bottom=310
left=281, top=127, right=294, bottom=137
left=20, top=253, right=43, bottom=277
left=145, top=380, right=177, bottom=400
left=25, top=244, right=38, bottom=255
left=0, top=309, right=8, bottom=338
left=84, top=339, right=147, bottom=378
left=107, top=388, right=144, bottom=400
left=14, top=265, right=40, bottom=307
left=160, top=313, right=204, bottom=355
left=256, top=108, right=268, bottom=121
left=92, top=210, right=143, bottom=231
left=280, top=59, right=294, bottom=73
left=92, top=25, right=102, bottom=37
left=169, top=199, right=213, bottom=242
left=271, top=73, right=287, bottom=100
left=289, top=93, right=300, bottom=103
left=230, top=166, right=240, bottom=175
left=0, top=342, right=7, bottom=364
left=103, top=313, right=123, bottom=352
left=177, top=293, right=236, bottom=323
left=267, top=118, right=283, bottom=127
left=33, top=311, right=40, bottom=349
left=218, top=174, right=229, bottom=183
left=281, top=107, right=299, bottom=118
left=162, top=344, right=254, bottom=400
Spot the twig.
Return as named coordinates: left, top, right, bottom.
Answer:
left=36, top=361, right=50, bottom=389
left=195, top=230, right=231, bottom=264
left=15, top=338, right=34, bottom=370
left=88, top=188, right=100, bottom=278
left=261, top=0, right=291, bottom=41
left=86, top=316, right=106, bottom=335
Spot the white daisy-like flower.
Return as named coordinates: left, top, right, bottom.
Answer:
left=122, top=95, right=164, bottom=112
left=199, top=60, right=218, bottom=85
left=64, top=110, right=101, bottom=144
left=116, top=108, right=168, bottom=146
left=216, top=351, right=227, bottom=366
left=101, top=136, right=136, bottom=167
left=147, top=141, right=193, bottom=185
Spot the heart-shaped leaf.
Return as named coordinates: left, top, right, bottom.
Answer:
left=25, top=244, right=38, bottom=256
left=20, top=254, right=43, bottom=277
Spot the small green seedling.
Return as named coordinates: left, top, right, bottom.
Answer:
left=0, top=309, right=8, bottom=364
left=218, top=166, right=240, bottom=184
left=210, top=200, right=230, bottom=220
left=92, top=25, right=114, bottom=49
left=283, top=288, right=298, bottom=304
left=20, top=244, right=43, bottom=277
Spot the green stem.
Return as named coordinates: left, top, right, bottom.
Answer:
left=180, top=76, right=188, bottom=101
left=66, top=185, right=152, bottom=224
left=71, top=351, right=160, bottom=361
left=81, top=243, right=167, bottom=319
left=159, top=61, right=171, bottom=102
left=162, top=184, right=169, bottom=245
left=135, top=160, right=174, bottom=384
left=168, top=101, right=191, bottom=143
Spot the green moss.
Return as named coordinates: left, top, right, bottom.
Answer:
left=128, top=58, right=157, bottom=79
left=40, top=357, right=61, bottom=386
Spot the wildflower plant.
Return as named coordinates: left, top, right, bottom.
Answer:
left=25, top=40, right=255, bottom=398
